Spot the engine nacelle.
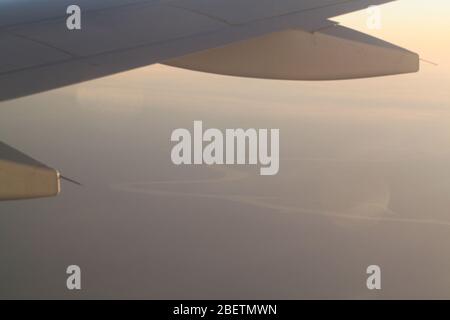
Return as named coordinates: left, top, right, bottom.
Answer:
left=0, top=142, right=60, bottom=201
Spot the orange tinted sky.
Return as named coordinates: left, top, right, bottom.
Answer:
left=335, top=0, right=450, bottom=65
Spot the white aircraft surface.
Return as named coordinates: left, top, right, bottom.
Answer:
left=0, top=0, right=419, bottom=201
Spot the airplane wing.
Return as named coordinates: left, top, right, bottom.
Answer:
left=0, top=0, right=418, bottom=103
left=0, top=0, right=419, bottom=200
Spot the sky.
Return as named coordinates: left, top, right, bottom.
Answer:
left=336, top=0, right=450, bottom=63
left=0, top=0, right=450, bottom=299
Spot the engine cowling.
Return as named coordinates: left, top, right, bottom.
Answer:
left=0, top=142, right=60, bottom=201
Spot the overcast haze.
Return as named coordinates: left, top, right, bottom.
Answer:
left=1, top=0, right=450, bottom=299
